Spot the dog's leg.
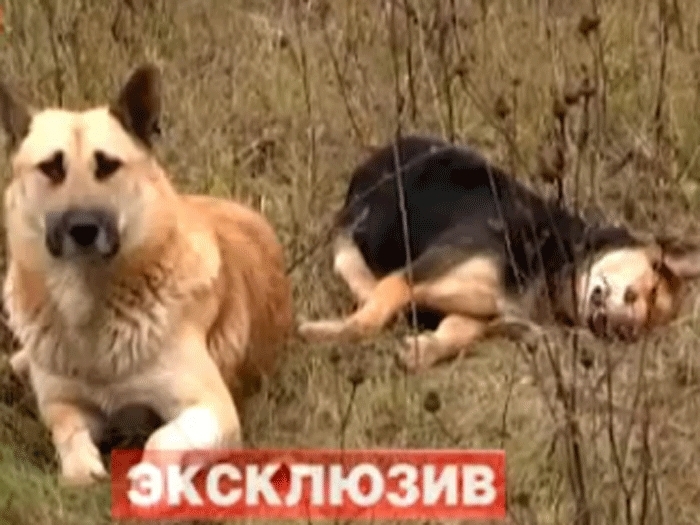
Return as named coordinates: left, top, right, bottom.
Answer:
left=41, top=401, right=108, bottom=486
left=8, top=347, right=30, bottom=379
left=299, top=273, right=411, bottom=343
left=392, top=255, right=504, bottom=371
left=413, top=271, right=501, bottom=319
left=485, top=313, right=545, bottom=345
left=333, top=235, right=378, bottom=305
left=141, top=328, right=241, bottom=465
left=143, top=395, right=240, bottom=454
left=397, top=314, right=487, bottom=372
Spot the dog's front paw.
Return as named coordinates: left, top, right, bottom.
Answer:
left=487, top=315, right=543, bottom=342
left=142, top=420, right=229, bottom=472
left=8, top=349, right=30, bottom=380
left=141, top=424, right=191, bottom=470
left=60, top=442, right=108, bottom=487
left=297, top=319, right=349, bottom=343
left=144, top=422, right=193, bottom=452
left=396, top=334, right=440, bottom=373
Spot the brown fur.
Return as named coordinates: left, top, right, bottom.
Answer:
left=301, top=235, right=700, bottom=372
left=1, top=65, right=293, bottom=485
left=184, top=195, right=293, bottom=397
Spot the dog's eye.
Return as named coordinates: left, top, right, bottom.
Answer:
left=37, top=151, right=66, bottom=184
left=94, top=151, right=123, bottom=181
left=590, top=285, right=605, bottom=307
left=623, top=286, right=638, bottom=305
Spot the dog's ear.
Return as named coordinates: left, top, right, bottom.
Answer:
left=110, top=64, right=162, bottom=148
left=0, top=81, right=32, bottom=151
left=653, top=236, right=700, bottom=280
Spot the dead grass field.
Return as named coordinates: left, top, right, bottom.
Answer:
left=1, top=0, right=700, bottom=524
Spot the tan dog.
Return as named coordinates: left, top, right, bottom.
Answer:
left=0, top=65, right=293, bottom=485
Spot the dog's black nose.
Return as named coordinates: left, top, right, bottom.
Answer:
left=45, top=208, right=120, bottom=259
left=69, top=223, right=99, bottom=247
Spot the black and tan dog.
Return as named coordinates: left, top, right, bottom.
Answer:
left=0, top=65, right=293, bottom=485
left=299, top=135, right=700, bottom=371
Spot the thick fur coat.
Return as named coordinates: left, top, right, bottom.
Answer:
left=300, top=135, right=700, bottom=371
left=1, top=65, right=293, bottom=485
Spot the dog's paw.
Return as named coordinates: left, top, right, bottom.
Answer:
left=297, top=319, right=348, bottom=343
left=59, top=443, right=108, bottom=487
left=8, top=349, right=30, bottom=380
left=488, top=315, right=543, bottom=342
left=395, top=334, right=440, bottom=373
left=142, top=424, right=191, bottom=469
left=142, top=420, right=230, bottom=472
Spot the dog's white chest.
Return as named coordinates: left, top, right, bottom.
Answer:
left=4, top=265, right=179, bottom=382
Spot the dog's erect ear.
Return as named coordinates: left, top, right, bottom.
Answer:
left=652, top=237, right=700, bottom=280
left=110, top=64, right=162, bottom=148
left=0, top=81, right=32, bottom=151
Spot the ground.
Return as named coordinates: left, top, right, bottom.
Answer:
left=1, top=0, right=700, bottom=524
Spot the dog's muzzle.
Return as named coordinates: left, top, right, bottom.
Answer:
left=45, top=208, right=120, bottom=260
left=586, top=308, right=641, bottom=343
left=585, top=284, right=641, bottom=343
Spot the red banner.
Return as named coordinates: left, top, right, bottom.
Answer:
left=111, top=448, right=506, bottom=520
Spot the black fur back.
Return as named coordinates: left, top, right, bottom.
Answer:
left=336, top=135, right=639, bottom=327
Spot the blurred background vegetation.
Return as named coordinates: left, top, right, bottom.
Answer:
left=1, top=0, right=700, bottom=523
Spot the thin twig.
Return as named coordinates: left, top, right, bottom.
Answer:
left=321, top=15, right=365, bottom=147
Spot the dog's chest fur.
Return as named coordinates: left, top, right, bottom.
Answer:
left=3, top=254, right=204, bottom=384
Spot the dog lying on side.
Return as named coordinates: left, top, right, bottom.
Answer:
left=299, top=135, right=700, bottom=371
left=0, top=65, right=293, bottom=485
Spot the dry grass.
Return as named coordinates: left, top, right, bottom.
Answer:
left=1, top=0, right=700, bottom=523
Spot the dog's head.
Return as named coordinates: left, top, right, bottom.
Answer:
left=0, top=64, right=175, bottom=270
left=578, top=241, right=700, bottom=342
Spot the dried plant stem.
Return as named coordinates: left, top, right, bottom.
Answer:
left=388, top=0, right=423, bottom=434
left=292, top=2, right=318, bottom=201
